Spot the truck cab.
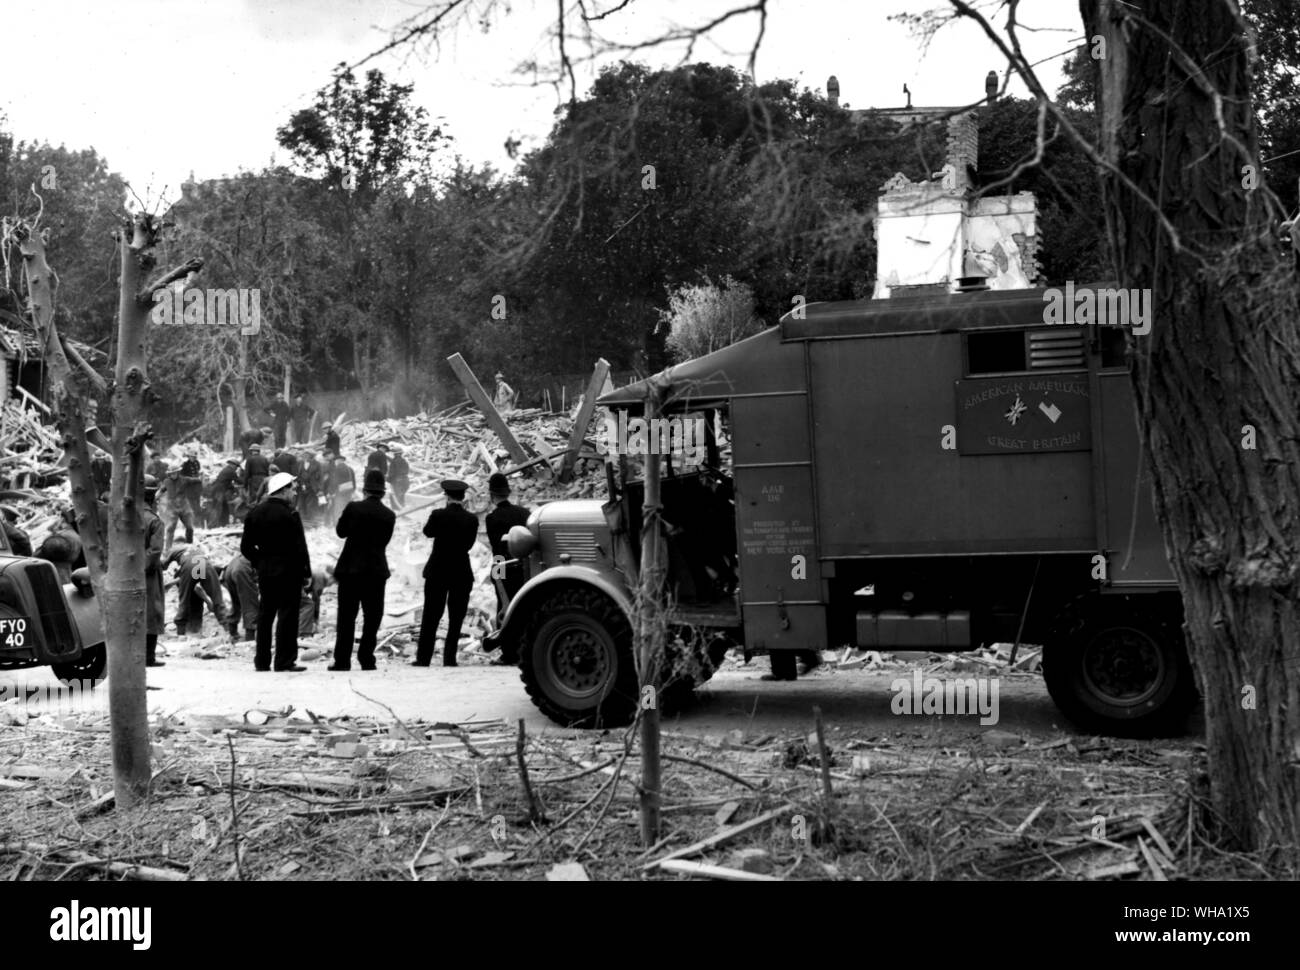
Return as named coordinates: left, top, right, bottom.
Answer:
left=492, top=286, right=1196, bottom=737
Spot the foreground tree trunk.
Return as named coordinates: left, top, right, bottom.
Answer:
left=1085, top=0, right=1300, bottom=858
left=16, top=214, right=199, bottom=808
left=636, top=377, right=668, bottom=846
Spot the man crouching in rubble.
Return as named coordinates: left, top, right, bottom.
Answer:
left=166, top=541, right=230, bottom=636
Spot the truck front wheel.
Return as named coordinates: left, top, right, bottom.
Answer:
left=520, top=587, right=637, bottom=728
left=51, top=643, right=107, bottom=685
left=1043, top=595, right=1196, bottom=737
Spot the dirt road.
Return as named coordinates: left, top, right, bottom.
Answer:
left=2, top=645, right=1123, bottom=741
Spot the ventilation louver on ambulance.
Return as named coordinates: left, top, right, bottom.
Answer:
left=1028, top=329, right=1085, bottom=369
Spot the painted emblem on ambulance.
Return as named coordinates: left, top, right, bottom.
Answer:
left=1004, top=394, right=1027, bottom=426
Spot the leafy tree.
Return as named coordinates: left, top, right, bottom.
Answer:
left=659, top=275, right=764, bottom=362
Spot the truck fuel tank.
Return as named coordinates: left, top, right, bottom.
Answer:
left=857, top=610, right=971, bottom=649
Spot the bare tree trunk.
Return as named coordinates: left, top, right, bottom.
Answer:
left=232, top=347, right=251, bottom=434
left=637, top=377, right=667, bottom=845
left=1085, top=0, right=1300, bottom=857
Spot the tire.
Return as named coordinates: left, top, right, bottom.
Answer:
left=1043, top=594, right=1196, bottom=738
left=51, top=642, right=107, bottom=686
left=520, top=586, right=637, bottom=728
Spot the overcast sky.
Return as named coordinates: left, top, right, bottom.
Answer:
left=3, top=0, right=1084, bottom=206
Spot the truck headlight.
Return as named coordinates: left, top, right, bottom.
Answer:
left=507, top=524, right=538, bottom=559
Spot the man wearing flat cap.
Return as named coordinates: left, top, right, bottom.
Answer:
left=414, top=479, right=479, bottom=667
left=330, top=469, right=396, bottom=671
left=485, top=472, right=530, bottom=664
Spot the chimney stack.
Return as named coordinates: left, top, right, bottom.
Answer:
left=985, top=70, right=998, bottom=103
left=827, top=75, right=840, bottom=108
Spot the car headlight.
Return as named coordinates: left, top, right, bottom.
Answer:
left=506, top=524, right=538, bottom=559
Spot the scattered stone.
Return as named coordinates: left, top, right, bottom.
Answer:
left=546, top=861, right=590, bottom=881
left=729, top=848, right=774, bottom=875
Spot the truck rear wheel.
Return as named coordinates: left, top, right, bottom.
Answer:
left=51, top=642, right=107, bottom=685
left=520, top=587, right=637, bottom=728
left=1043, top=595, right=1196, bottom=737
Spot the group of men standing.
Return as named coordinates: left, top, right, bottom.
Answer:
left=56, top=427, right=530, bottom=674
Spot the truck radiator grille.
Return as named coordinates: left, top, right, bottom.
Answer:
left=551, top=532, right=600, bottom=562
left=30, top=561, right=77, bottom=655
left=1029, top=330, right=1084, bottom=369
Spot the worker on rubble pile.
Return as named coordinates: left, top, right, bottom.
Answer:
left=209, top=457, right=241, bottom=527
left=322, top=421, right=341, bottom=458
left=297, top=565, right=333, bottom=637
left=267, top=393, right=291, bottom=450
left=366, top=443, right=389, bottom=477
left=485, top=472, right=530, bottom=665
left=165, top=541, right=229, bottom=636
left=414, top=479, right=479, bottom=668
left=270, top=446, right=299, bottom=477
left=494, top=372, right=517, bottom=413
left=141, top=475, right=166, bottom=667
left=321, top=448, right=355, bottom=529
left=157, top=464, right=195, bottom=560
left=238, top=425, right=265, bottom=460
left=244, top=444, right=271, bottom=508
left=180, top=448, right=204, bottom=528
left=296, top=449, right=322, bottom=526
left=290, top=393, right=315, bottom=446
left=221, top=551, right=259, bottom=643
left=387, top=444, right=410, bottom=510
left=330, top=469, right=395, bottom=671
left=240, top=471, right=311, bottom=672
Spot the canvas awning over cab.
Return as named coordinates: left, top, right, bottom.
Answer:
left=596, top=325, right=806, bottom=412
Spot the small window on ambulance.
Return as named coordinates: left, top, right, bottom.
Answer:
left=965, top=330, right=1026, bottom=374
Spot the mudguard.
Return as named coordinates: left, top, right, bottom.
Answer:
left=491, top=563, right=633, bottom=651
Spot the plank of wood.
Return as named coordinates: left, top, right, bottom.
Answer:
left=645, top=803, right=795, bottom=869
left=657, top=859, right=781, bottom=882
left=445, top=353, right=530, bottom=464
left=560, top=358, right=610, bottom=483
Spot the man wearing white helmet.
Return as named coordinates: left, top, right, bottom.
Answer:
left=240, top=471, right=311, bottom=672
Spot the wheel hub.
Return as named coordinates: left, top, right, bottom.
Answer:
left=548, top=624, right=610, bottom=697
left=1082, top=626, right=1164, bottom=706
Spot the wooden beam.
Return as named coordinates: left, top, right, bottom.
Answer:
left=559, top=358, right=610, bottom=484
left=445, top=353, right=530, bottom=465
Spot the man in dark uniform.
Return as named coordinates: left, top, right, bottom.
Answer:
left=484, top=472, right=531, bottom=664
left=267, top=392, right=291, bottom=450
left=142, top=475, right=166, bottom=667
left=296, top=449, right=322, bottom=526
left=210, top=457, right=241, bottom=526
left=330, top=470, right=396, bottom=671
left=221, top=551, right=259, bottom=642
left=240, top=472, right=311, bottom=672
left=322, top=449, right=355, bottom=528
left=414, top=480, right=480, bottom=667
left=270, top=446, right=299, bottom=477
left=238, top=425, right=265, bottom=460
left=290, top=393, right=315, bottom=445
left=387, top=445, right=410, bottom=510
left=366, top=443, right=389, bottom=477
left=244, top=444, right=270, bottom=507
left=180, top=448, right=204, bottom=525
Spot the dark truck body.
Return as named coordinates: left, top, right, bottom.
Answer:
left=495, top=286, right=1195, bottom=736
left=0, top=525, right=107, bottom=683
